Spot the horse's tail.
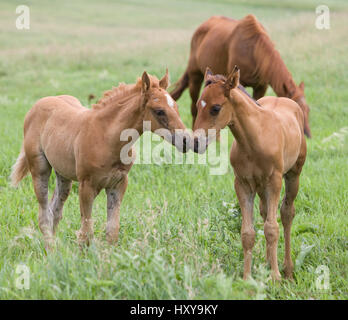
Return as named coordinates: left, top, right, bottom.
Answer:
left=170, top=70, right=189, bottom=101
left=10, top=144, right=29, bottom=187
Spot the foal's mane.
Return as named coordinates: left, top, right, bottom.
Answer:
left=93, top=75, right=162, bottom=109
left=93, top=79, right=143, bottom=110
left=236, top=14, right=297, bottom=95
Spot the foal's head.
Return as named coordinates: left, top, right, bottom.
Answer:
left=141, top=70, right=190, bottom=152
left=192, top=66, right=243, bottom=153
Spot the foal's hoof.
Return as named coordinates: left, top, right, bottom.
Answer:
left=283, top=265, right=294, bottom=280
left=43, top=235, right=55, bottom=253
left=271, top=272, right=282, bottom=282
left=106, top=233, right=119, bottom=245
left=76, top=230, right=93, bottom=247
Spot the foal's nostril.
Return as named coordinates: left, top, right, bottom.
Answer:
left=182, top=136, right=187, bottom=146
left=193, top=138, right=199, bottom=153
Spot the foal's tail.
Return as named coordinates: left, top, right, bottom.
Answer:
left=10, top=145, right=29, bottom=187
left=170, top=70, right=189, bottom=101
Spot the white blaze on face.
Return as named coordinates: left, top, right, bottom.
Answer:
left=165, top=93, right=175, bottom=108
left=201, top=100, right=207, bottom=108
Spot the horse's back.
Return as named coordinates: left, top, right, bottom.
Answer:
left=258, top=96, right=303, bottom=125
left=190, top=15, right=264, bottom=79
left=57, top=95, right=84, bottom=108
left=193, top=16, right=237, bottom=41
left=25, top=95, right=87, bottom=125
left=191, top=16, right=238, bottom=74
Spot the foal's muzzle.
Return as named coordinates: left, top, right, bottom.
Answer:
left=193, top=134, right=208, bottom=154
left=172, top=134, right=189, bottom=153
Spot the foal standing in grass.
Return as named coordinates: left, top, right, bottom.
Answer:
left=193, top=67, right=307, bottom=280
left=11, top=70, right=189, bottom=249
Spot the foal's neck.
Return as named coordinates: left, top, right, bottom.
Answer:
left=93, top=94, right=145, bottom=145
left=228, top=93, right=263, bottom=153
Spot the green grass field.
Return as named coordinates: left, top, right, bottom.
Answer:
left=0, top=0, right=347, bottom=299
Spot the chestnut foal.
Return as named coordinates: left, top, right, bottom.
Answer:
left=193, top=67, right=307, bottom=280
left=11, top=70, right=189, bottom=249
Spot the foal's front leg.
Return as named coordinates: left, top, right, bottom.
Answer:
left=77, top=181, right=98, bottom=246
left=105, top=175, right=128, bottom=244
left=235, top=177, right=256, bottom=280
left=264, top=172, right=282, bottom=281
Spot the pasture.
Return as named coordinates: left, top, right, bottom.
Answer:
left=0, top=0, right=347, bottom=299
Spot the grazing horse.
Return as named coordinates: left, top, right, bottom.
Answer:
left=193, top=67, right=307, bottom=280
left=11, top=70, right=190, bottom=249
left=171, top=14, right=311, bottom=137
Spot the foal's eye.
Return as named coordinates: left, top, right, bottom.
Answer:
left=210, top=104, right=221, bottom=116
left=154, top=109, right=165, bottom=117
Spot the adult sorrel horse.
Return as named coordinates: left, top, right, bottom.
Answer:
left=171, top=14, right=311, bottom=137
left=11, top=70, right=190, bottom=249
left=193, top=67, right=307, bottom=280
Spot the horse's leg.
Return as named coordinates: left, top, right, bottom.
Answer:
left=280, top=170, right=300, bottom=279
left=258, top=192, right=267, bottom=223
left=76, top=181, right=98, bottom=246
left=105, top=175, right=128, bottom=244
left=264, top=172, right=282, bottom=281
left=258, top=191, right=269, bottom=262
left=235, top=177, right=256, bottom=280
left=49, top=171, right=72, bottom=235
left=188, top=71, right=203, bottom=128
left=252, top=83, right=268, bottom=100
left=27, top=152, right=53, bottom=249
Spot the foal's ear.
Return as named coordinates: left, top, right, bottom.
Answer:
left=142, top=71, right=151, bottom=93
left=299, top=81, right=305, bottom=91
left=204, top=67, right=213, bottom=81
left=159, top=68, right=170, bottom=89
left=224, top=65, right=240, bottom=97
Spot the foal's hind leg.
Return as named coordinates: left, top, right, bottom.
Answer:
left=280, top=170, right=300, bottom=279
left=235, top=178, right=256, bottom=280
left=27, top=153, right=53, bottom=249
left=188, top=71, right=203, bottom=127
left=49, top=171, right=72, bottom=235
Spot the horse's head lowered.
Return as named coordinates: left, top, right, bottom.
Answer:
left=141, top=70, right=190, bottom=152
